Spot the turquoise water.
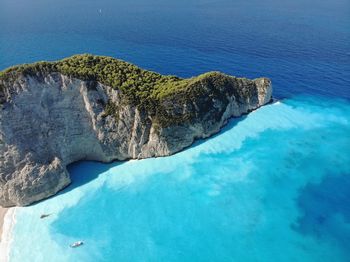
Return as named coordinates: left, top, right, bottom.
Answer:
left=11, top=96, right=350, bottom=261
left=2, top=0, right=350, bottom=260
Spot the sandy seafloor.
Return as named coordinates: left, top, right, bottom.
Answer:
left=4, top=96, right=350, bottom=262
left=0, top=208, right=15, bottom=262
left=1, top=0, right=349, bottom=261
left=0, top=208, right=7, bottom=241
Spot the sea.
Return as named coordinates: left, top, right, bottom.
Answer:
left=1, top=0, right=350, bottom=261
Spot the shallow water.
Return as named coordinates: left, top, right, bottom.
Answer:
left=1, top=0, right=350, bottom=260
left=10, top=97, right=350, bottom=261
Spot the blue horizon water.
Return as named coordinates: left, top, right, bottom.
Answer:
left=1, top=0, right=350, bottom=261
left=1, top=0, right=350, bottom=100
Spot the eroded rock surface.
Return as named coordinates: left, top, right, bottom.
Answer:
left=0, top=60, right=272, bottom=207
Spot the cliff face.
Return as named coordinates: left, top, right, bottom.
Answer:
left=0, top=56, right=272, bottom=207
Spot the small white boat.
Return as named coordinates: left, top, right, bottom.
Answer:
left=70, top=241, right=84, bottom=248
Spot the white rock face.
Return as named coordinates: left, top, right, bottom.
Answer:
left=0, top=73, right=272, bottom=207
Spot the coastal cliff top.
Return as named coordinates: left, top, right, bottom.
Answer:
left=0, top=54, right=263, bottom=105
left=0, top=54, right=271, bottom=126
left=0, top=54, right=177, bottom=102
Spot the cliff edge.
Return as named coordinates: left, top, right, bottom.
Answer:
left=0, top=54, right=272, bottom=207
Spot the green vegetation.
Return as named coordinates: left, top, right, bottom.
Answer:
left=0, top=54, right=232, bottom=125
left=0, top=54, right=185, bottom=103
left=101, top=100, right=119, bottom=120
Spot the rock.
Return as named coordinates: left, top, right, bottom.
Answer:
left=0, top=55, right=272, bottom=207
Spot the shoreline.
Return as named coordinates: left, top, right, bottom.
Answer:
left=0, top=208, right=8, bottom=242
left=0, top=208, right=16, bottom=262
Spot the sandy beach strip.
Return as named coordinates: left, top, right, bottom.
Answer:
left=0, top=208, right=16, bottom=262
left=0, top=208, right=8, bottom=242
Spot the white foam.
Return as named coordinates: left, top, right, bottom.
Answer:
left=0, top=208, right=17, bottom=262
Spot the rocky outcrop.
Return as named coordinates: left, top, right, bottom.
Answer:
left=0, top=57, right=272, bottom=207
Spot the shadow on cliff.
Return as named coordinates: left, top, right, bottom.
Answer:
left=62, top=160, right=125, bottom=195
left=188, top=114, right=248, bottom=150
left=31, top=160, right=125, bottom=206
left=188, top=100, right=277, bottom=151
left=30, top=112, right=250, bottom=207
left=60, top=114, right=249, bottom=195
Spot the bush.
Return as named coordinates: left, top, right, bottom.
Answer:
left=0, top=54, right=228, bottom=125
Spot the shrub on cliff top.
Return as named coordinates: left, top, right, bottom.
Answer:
left=0, top=54, right=193, bottom=103
left=0, top=54, right=235, bottom=125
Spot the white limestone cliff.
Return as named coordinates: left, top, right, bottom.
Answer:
left=0, top=71, right=272, bottom=207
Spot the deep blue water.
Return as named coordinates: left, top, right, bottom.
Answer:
left=1, top=0, right=349, bottom=99
left=2, top=0, right=350, bottom=261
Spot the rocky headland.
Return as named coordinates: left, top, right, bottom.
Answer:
left=0, top=54, right=272, bottom=207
